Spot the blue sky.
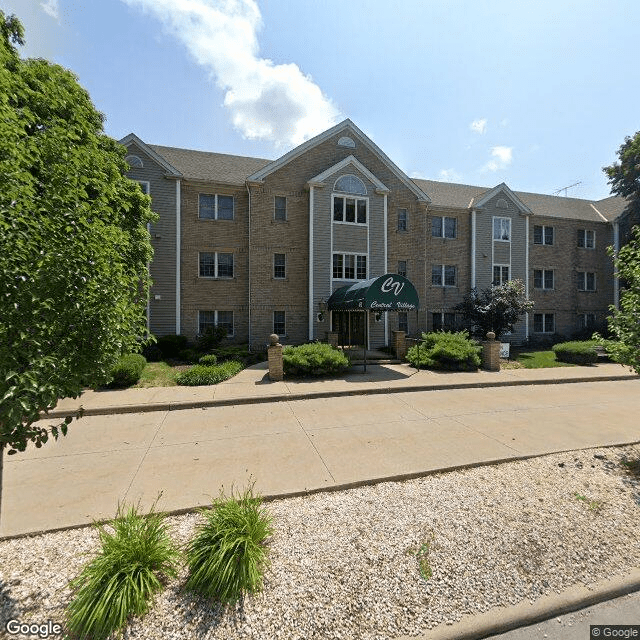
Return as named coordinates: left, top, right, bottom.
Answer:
left=4, top=0, right=639, bottom=200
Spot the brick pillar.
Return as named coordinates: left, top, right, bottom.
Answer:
left=326, top=332, right=339, bottom=348
left=482, top=331, right=501, bottom=371
left=392, top=330, right=407, bottom=360
left=267, top=333, right=283, bottom=381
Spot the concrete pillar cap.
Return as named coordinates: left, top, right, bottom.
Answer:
left=486, top=331, right=496, bottom=341
left=269, top=334, right=280, bottom=346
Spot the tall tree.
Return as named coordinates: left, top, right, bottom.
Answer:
left=601, top=132, right=640, bottom=373
left=455, top=280, right=534, bottom=340
left=0, top=12, right=155, bottom=524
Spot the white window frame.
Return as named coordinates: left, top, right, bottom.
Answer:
left=533, top=268, right=554, bottom=290
left=332, top=194, right=368, bottom=226
left=432, top=264, right=457, bottom=287
left=332, top=252, right=367, bottom=280
left=578, top=271, right=597, bottom=292
left=198, top=310, right=234, bottom=337
left=198, top=193, right=235, bottom=220
left=136, top=180, right=151, bottom=195
left=273, top=253, right=286, bottom=279
left=493, top=216, right=511, bottom=242
left=493, top=264, right=510, bottom=285
left=533, top=313, right=555, bottom=333
left=126, top=155, right=144, bottom=169
left=577, top=229, right=596, bottom=249
left=432, top=311, right=458, bottom=331
left=273, top=310, right=286, bottom=336
left=533, top=224, right=554, bottom=245
left=198, top=252, right=234, bottom=279
left=397, top=260, right=407, bottom=277
left=432, top=216, right=457, bottom=239
left=334, top=174, right=367, bottom=196
left=274, top=195, right=287, bottom=221
left=398, top=208, right=408, bottom=231
left=398, top=312, right=408, bottom=333
left=578, top=313, right=596, bottom=330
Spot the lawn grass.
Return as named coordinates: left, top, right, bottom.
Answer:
left=510, top=349, right=575, bottom=369
left=135, top=362, right=182, bottom=388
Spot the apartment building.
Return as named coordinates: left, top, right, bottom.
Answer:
left=121, top=119, right=628, bottom=348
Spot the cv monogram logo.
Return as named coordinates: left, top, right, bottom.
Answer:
left=381, top=277, right=405, bottom=296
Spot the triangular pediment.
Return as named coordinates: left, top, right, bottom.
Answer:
left=119, top=133, right=182, bottom=178
left=247, top=119, right=430, bottom=202
left=307, top=155, right=389, bottom=194
left=471, top=182, right=532, bottom=215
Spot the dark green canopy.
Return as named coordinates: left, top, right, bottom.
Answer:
left=327, top=274, right=420, bottom=312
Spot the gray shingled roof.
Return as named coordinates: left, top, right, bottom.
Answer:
left=149, top=145, right=271, bottom=185
left=148, top=145, right=627, bottom=222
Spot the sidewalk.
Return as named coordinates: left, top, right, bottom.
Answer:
left=44, top=361, right=638, bottom=418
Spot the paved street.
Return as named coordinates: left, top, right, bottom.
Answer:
left=2, top=378, right=640, bottom=538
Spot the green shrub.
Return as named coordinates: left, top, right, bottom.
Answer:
left=156, top=334, right=188, bottom=359
left=282, top=343, right=350, bottom=377
left=176, top=360, right=244, bottom=386
left=141, top=342, right=163, bottom=362
left=185, top=485, right=273, bottom=603
left=108, top=354, right=147, bottom=388
left=199, top=353, right=218, bottom=366
left=178, top=348, right=200, bottom=364
left=196, top=326, right=228, bottom=353
left=65, top=503, right=179, bottom=640
left=552, top=340, right=599, bottom=365
left=215, top=345, right=266, bottom=366
left=406, top=331, right=481, bottom=371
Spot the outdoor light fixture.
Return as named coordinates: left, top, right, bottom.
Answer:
left=317, top=299, right=327, bottom=322
left=374, top=311, right=382, bottom=322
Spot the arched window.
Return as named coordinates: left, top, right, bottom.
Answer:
left=334, top=174, right=367, bottom=196
left=125, top=155, right=144, bottom=169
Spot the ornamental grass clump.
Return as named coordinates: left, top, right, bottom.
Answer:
left=185, top=486, right=273, bottom=603
left=406, top=331, right=481, bottom=371
left=65, top=503, right=180, bottom=640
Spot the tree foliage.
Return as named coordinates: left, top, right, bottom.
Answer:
left=455, top=280, right=534, bottom=339
left=0, top=11, right=156, bottom=455
left=604, top=131, right=640, bottom=222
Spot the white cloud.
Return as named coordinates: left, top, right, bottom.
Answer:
left=483, top=145, right=513, bottom=172
left=438, top=168, right=462, bottom=183
left=122, top=0, right=340, bottom=148
left=470, top=118, right=487, bottom=135
left=40, top=0, right=59, bottom=20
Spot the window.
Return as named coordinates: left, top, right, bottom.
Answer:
left=533, top=313, right=554, bottom=333
left=333, top=195, right=367, bottom=224
left=136, top=181, right=150, bottom=195
left=432, top=216, right=457, bottom=238
left=432, top=265, right=456, bottom=287
left=398, top=209, right=408, bottom=231
left=273, top=311, right=286, bottom=336
left=274, top=196, right=287, bottom=221
left=533, top=225, right=554, bottom=245
left=493, top=265, right=510, bottom=285
left=533, top=269, right=554, bottom=290
left=199, top=194, right=234, bottom=220
left=493, top=217, right=511, bottom=241
left=333, top=253, right=367, bottom=280
left=578, top=313, right=596, bottom=330
left=199, top=252, right=234, bottom=278
left=433, top=312, right=457, bottom=331
left=125, top=155, right=144, bottom=168
left=398, top=312, right=408, bottom=333
left=578, top=271, right=596, bottom=291
left=334, top=174, right=366, bottom=195
left=397, top=260, right=407, bottom=277
left=577, top=229, right=595, bottom=249
left=198, top=310, right=234, bottom=337
left=274, top=253, right=286, bottom=279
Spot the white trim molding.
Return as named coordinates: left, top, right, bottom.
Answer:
left=175, top=179, right=181, bottom=334
left=613, top=221, right=620, bottom=309
left=309, top=186, right=314, bottom=341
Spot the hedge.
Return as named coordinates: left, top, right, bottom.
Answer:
left=282, top=343, right=349, bottom=377
left=176, top=360, right=244, bottom=386
left=552, top=340, right=599, bottom=365
left=406, top=331, right=481, bottom=371
left=108, top=354, right=147, bottom=388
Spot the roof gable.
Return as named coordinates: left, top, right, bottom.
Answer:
left=119, top=133, right=182, bottom=178
left=307, top=155, right=389, bottom=193
left=471, top=182, right=533, bottom=215
left=247, top=119, right=430, bottom=202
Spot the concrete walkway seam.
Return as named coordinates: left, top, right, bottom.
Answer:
left=398, top=568, right=640, bottom=640
left=5, top=438, right=640, bottom=542
left=40, top=373, right=638, bottom=419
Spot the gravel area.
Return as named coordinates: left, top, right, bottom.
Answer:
left=2, top=445, right=640, bottom=640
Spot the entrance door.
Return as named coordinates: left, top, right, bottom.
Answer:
left=332, top=311, right=366, bottom=346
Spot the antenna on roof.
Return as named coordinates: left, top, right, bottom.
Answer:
left=553, top=181, right=582, bottom=197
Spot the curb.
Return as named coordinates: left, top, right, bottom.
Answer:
left=40, top=373, right=638, bottom=419
left=395, top=568, right=640, bottom=640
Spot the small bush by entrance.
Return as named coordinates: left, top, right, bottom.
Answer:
left=406, top=331, right=481, bottom=371
left=552, top=340, right=600, bottom=365
left=282, top=343, right=350, bottom=377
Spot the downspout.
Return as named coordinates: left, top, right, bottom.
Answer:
left=383, top=193, right=388, bottom=345
left=471, top=208, right=476, bottom=289
left=309, top=186, right=315, bottom=341
left=146, top=222, right=151, bottom=334
left=525, top=214, right=530, bottom=341
left=613, top=221, right=620, bottom=310
left=175, top=179, right=181, bottom=335
left=246, top=182, right=252, bottom=349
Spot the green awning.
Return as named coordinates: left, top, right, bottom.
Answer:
left=327, top=274, right=420, bottom=312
